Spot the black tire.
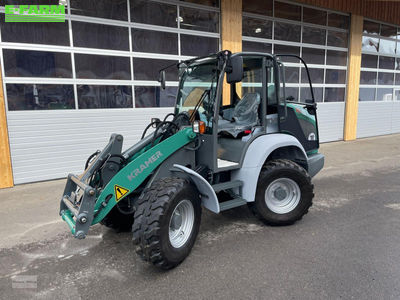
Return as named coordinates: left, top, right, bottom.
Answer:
left=249, top=159, right=314, bottom=226
left=132, top=177, right=201, bottom=270
left=100, top=200, right=135, bottom=232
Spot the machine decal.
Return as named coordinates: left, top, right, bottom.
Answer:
left=114, top=185, right=130, bottom=202
left=127, top=151, right=163, bottom=181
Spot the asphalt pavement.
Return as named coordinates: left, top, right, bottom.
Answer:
left=1, top=134, right=400, bottom=299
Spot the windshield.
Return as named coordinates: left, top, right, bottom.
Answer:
left=176, top=60, right=219, bottom=133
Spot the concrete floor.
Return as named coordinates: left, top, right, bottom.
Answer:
left=1, top=134, right=400, bottom=299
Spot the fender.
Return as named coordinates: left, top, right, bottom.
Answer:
left=172, top=164, right=220, bottom=213
left=232, top=133, right=307, bottom=203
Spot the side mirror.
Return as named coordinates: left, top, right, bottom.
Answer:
left=158, top=70, right=166, bottom=90
left=226, top=56, right=243, bottom=84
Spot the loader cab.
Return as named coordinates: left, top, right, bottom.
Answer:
left=174, top=51, right=319, bottom=173
left=215, top=53, right=319, bottom=171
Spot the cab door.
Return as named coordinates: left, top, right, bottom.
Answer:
left=275, top=55, right=319, bottom=153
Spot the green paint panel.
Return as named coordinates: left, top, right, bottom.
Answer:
left=92, top=127, right=196, bottom=224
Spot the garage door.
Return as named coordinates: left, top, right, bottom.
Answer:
left=0, top=0, right=220, bottom=184
left=358, top=19, right=400, bottom=138
left=242, top=0, right=349, bottom=142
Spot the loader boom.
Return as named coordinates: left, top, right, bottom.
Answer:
left=60, top=127, right=196, bottom=238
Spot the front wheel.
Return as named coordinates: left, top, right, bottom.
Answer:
left=132, top=177, right=201, bottom=269
left=249, top=159, right=314, bottom=226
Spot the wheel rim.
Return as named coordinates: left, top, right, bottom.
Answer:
left=264, top=178, right=301, bottom=214
left=169, top=199, right=195, bottom=248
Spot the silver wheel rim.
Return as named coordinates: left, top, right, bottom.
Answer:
left=265, top=178, right=301, bottom=214
left=169, top=199, right=195, bottom=249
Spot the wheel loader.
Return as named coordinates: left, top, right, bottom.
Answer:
left=59, top=50, right=324, bottom=269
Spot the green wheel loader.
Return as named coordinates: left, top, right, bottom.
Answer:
left=59, top=50, right=324, bottom=269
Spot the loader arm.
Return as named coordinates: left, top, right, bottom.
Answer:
left=60, top=127, right=196, bottom=238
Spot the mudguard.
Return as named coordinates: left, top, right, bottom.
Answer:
left=231, top=133, right=307, bottom=202
left=172, top=164, right=220, bottom=213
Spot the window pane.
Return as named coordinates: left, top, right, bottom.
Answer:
left=302, top=27, right=326, bottom=45
left=285, top=67, right=299, bottom=83
left=77, top=85, right=132, bottom=109
left=179, top=7, right=219, bottom=32
left=242, top=17, right=272, bottom=39
left=300, top=87, right=323, bottom=102
left=325, top=88, right=345, bottom=102
left=0, top=15, right=69, bottom=46
left=301, top=68, right=324, bottom=84
left=73, top=22, right=129, bottom=51
left=243, top=0, right=272, bottom=16
left=181, top=34, right=219, bottom=56
left=379, top=56, right=395, bottom=70
left=71, top=0, right=128, bottom=20
left=377, top=88, right=393, bottom=101
left=132, top=29, right=178, bottom=55
left=396, top=58, right=400, bottom=70
left=242, top=41, right=272, bottom=53
left=3, top=49, right=72, bottom=78
left=359, top=88, right=376, bottom=101
left=6, top=84, right=74, bottom=111
left=133, top=58, right=178, bottom=81
left=363, top=20, right=379, bottom=35
left=274, top=1, right=301, bottom=21
left=378, top=72, right=394, bottom=85
left=135, top=86, right=177, bottom=107
left=361, top=54, right=378, bottom=68
left=396, top=74, right=400, bottom=85
left=75, top=54, right=131, bottom=80
left=380, top=24, right=397, bottom=39
left=302, top=7, right=326, bottom=26
left=327, top=31, right=348, bottom=48
left=360, top=71, right=377, bottom=84
left=379, top=39, right=396, bottom=54
left=328, top=13, right=349, bottom=29
left=274, top=44, right=300, bottom=62
left=326, top=50, right=347, bottom=66
left=181, top=0, right=219, bottom=6
left=325, top=69, right=346, bottom=84
left=302, top=48, right=325, bottom=65
left=274, top=22, right=301, bottom=42
left=362, top=36, right=379, bottom=52
left=131, top=0, right=177, bottom=27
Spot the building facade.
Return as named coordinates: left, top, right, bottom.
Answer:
left=0, top=0, right=399, bottom=187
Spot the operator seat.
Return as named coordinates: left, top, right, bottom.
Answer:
left=218, top=92, right=261, bottom=138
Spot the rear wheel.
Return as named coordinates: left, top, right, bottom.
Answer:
left=132, top=177, right=201, bottom=269
left=250, top=159, right=314, bottom=226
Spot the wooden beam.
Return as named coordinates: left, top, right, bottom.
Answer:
left=221, top=0, right=242, bottom=105
left=0, top=63, right=13, bottom=188
left=221, top=0, right=242, bottom=53
left=344, top=14, right=363, bottom=141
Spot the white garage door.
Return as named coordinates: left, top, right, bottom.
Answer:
left=242, top=0, right=349, bottom=142
left=6, top=108, right=172, bottom=184
left=0, top=0, right=220, bottom=184
left=358, top=19, right=400, bottom=138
